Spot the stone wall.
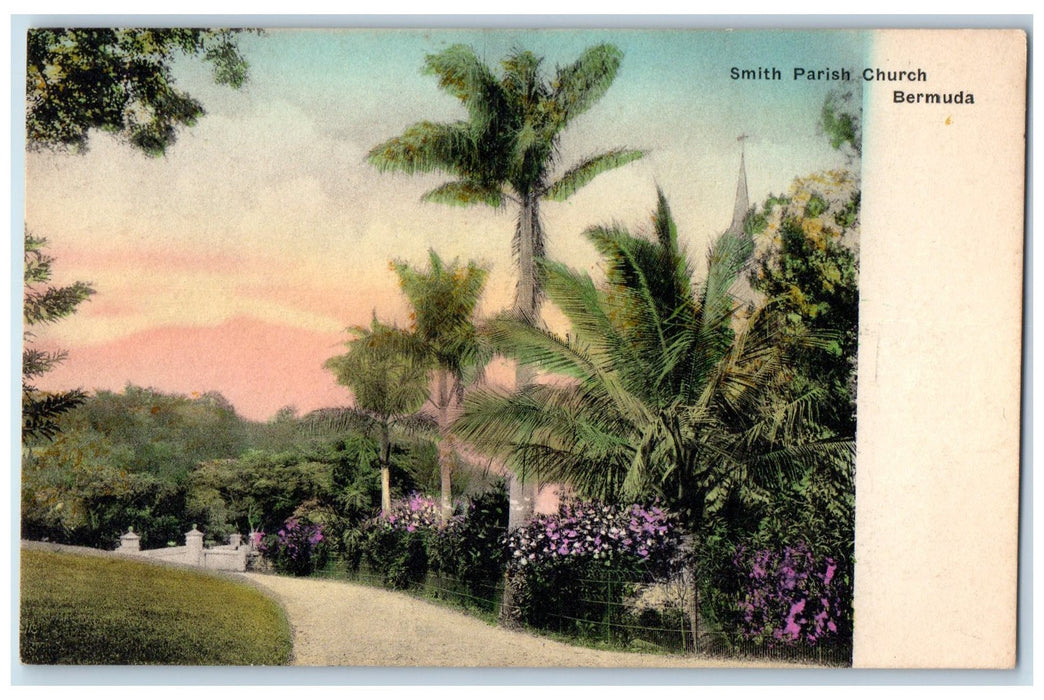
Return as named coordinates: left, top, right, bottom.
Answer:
left=118, top=526, right=250, bottom=572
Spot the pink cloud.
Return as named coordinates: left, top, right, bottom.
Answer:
left=33, top=316, right=353, bottom=422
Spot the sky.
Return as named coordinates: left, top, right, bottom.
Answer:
left=23, top=28, right=868, bottom=422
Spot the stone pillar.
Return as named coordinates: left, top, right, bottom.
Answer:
left=185, top=525, right=204, bottom=567
left=228, top=533, right=242, bottom=549
left=119, top=527, right=141, bottom=553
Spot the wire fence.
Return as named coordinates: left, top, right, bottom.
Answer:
left=311, top=557, right=851, bottom=666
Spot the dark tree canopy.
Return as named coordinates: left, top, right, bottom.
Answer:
left=748, top=171, right=860, bottom=438
left=26, top=28, right=252, bottom=156
left=819, top=88, right=862, bottom=159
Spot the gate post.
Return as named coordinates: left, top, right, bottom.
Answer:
left=119, top=527, right=141, bottom=553
left=186, top=525, right=204, bottom=566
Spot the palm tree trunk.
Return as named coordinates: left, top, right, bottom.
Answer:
left=689, top=562, right=700, bottom=654
left=502, top=193, right=544, bottom=624
left=437, top=370, right=454, bottom=523
left=515, top=193, right=541, bottom=325
left=379, top=421, right=392, bottom=516
left=507, top=192, right=543, bottom=531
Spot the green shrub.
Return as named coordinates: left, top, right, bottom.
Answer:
left=427, top=488, right=507, bottom=600
left=345, top=487, right=507, bottom=598
left=361, top=524, right=429, bottom=589
left=259, top=518, right=329, bottom=576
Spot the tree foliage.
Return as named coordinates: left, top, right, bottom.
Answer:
left=22, top=230, right=94, bottom=442
left=324, top=318, right=431, bottom=423
left=747, top=170, right=860, bottom=438
left=725, top=167, right=860, bottom=640
left=21, top=386, right=248, bottom=547
left=190, top=450, right=335, bottom=541
left=26, top=28, right=253, bottom=156
left=187, top=417, right=447, bottom=548
left=324, top=317, right=434, bottom=513
left=819, top=88, right=862, bottom=159
left=20, top=384, right=446, bottom=549
left=392, top=250, right=489, bottom=520
left=392, top=251, right=489, bottom=390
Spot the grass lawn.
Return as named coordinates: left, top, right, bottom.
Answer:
left=19, top=547, right=292, bottom=665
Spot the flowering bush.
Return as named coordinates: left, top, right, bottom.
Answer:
left=346, top=489, right=508, bottom=596
left=350, top=493, right=441, bottom=589
left=505, top=501, right=683, bottom=635
left=506, top=501, right=681, bottom=575
left=259, top=518, right=328, bottom=576
left=383, top=492, right=441, bottom=532
left=733, top=541, right=847, bottom=648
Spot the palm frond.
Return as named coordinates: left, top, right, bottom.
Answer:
left=543, top=149, right=645, bottom=202
left=483, top=314, right=601, bottom=382
left=583, top=216, right=699, bottom=401
left=699, top=226, right=755, bottom=333
left=483, top=314, right=651, bottom=427
left=366, top=121, right=471, bottom=175
left=547, top=43, right=624, bottom=130
left=454, top=383, right=634, bottom=497
left=539, top=258, right=640, bottom=373
left=424, top=44, right=501, bottom=110
left=743, top=438, right=854, bottom=489
left=420, top=180, right=504, bottom=208
left=393, top=412, right=440, bottom=436
left=301, top=406, right=379, bottom=438
left=501, top=49, right=549, bottom=118
left=592, top=225, right=671, bottom=357
left=324, top=317, right=432, bottom=419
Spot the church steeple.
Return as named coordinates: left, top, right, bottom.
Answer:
left=725, top=134, right=758, bottom=316
left=727, top=134, right=750, bottom=235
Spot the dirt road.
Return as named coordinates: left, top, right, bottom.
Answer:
left=241, top=572, right=794, bottom=668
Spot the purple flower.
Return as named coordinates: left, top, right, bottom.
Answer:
left=824, top=560, right=837, bottom=586
left=733, top=542, right=847, bottom=647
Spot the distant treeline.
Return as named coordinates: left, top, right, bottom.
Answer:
left=21, top=386, right=494, bottom=550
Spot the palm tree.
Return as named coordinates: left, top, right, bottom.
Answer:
left=392, top=250, right=489, bottom=522
left=368, top=43, right=645, bottom=528
left=324, top=316, right=433, bottom=515
left=454, top=189, right=852, bottom=534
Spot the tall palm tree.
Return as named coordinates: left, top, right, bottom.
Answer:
left=368, top=43, right=645, bottom=527
left=454, top=189, right=853, bottom=532
left=392, top=250, right=489, bottom=522
left=324, top=316, right=432, bottom=515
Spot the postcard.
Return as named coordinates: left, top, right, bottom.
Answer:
left=16, top=23, right=1026, bottom=673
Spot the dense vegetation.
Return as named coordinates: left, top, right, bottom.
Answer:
left=19, top=547, right=292, bottom=664
left=21, top=386, right=493, bottom=552
left=23, top=37, right=860, bottom=663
